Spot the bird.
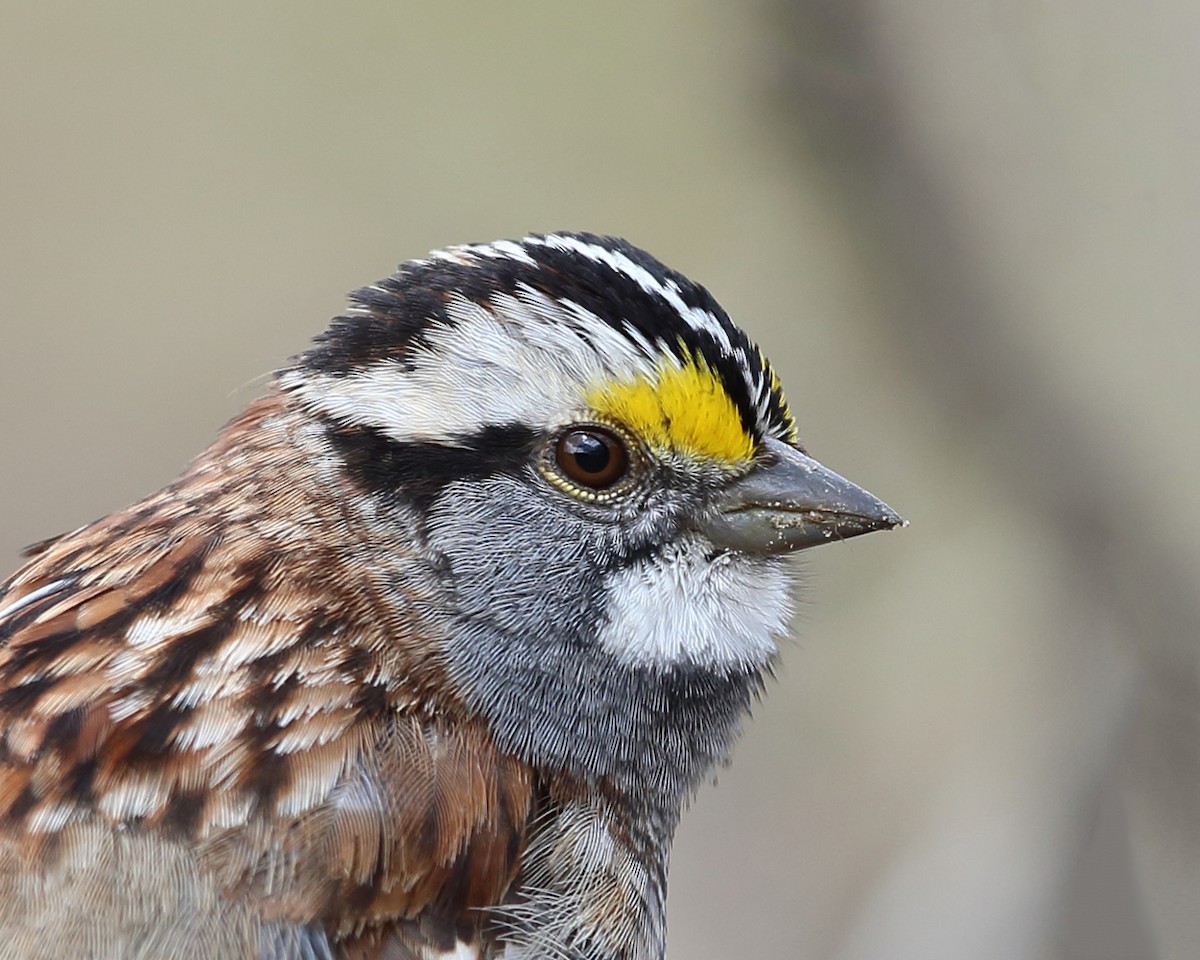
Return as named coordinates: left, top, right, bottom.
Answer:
left=0, top=232, right=901, bottom=960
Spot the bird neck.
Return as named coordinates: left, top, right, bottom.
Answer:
left=441, top=614, right=765, bottom=811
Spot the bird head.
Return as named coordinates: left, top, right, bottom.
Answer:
left=280, top=232, right=902, bottom=798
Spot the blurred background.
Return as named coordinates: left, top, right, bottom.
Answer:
left=1, top=3, right=1196, bottom=958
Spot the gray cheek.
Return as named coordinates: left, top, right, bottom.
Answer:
left=421, top=473, right=757, bottom=797
left=425, top=474, right=605, bottom=637
left=423, top=474, right=620, bottom=770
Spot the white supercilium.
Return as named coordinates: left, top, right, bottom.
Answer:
left=283, top=286, right=666, bottom=445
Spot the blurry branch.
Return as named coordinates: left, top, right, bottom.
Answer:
left=764, top=1, right=1198, bottom=955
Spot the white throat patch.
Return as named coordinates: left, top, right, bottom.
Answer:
left=598, top=538, right=792, bottom=670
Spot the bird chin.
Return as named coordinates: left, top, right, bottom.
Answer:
left=595, top=536, right=793, bottom=672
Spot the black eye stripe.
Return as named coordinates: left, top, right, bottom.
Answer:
left=324, top=420, right=540, bottom=512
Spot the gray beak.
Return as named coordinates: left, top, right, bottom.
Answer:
left=704, top=437, right=905, bottom=556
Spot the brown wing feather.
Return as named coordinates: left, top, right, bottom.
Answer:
left=0, top=394, right=535, bottom=958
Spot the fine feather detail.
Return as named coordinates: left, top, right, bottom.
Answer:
left=0, top=394, right=537, bottom=958
left=0, top=233, right=829, bottom=960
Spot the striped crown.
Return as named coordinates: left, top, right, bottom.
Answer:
left=290, top=233, right=799, bottom=468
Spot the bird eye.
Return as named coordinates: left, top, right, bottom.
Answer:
left=555, top=427, right=629, bottom=490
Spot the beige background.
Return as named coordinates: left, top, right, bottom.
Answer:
left=1, top=3, right=1196, bottom=958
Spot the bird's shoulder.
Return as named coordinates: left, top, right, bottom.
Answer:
left=0, top=449, right=535, bottom=958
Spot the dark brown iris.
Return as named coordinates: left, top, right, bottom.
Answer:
left=555, top=428, right=629, bottom=489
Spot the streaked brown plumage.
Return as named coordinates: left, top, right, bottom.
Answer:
left=0, top=393, right=540, bottom=957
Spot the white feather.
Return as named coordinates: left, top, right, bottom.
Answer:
left=435, top=945, right=480, bottom=960
left=598, top=538, right=791, bottom=669
left=282, top=288, right=662, bottom=444
left=0, top=578, right=72, bottom=622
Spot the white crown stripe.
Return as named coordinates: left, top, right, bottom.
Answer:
left=525, top=234, right=736, bottom=355
left=457, top=239, right=537, bottom=266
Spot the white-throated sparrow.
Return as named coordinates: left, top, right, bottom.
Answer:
left=0, top=233, right=901, bottom=959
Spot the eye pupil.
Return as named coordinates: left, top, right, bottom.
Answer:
left=564, top=432, right=610, bottom=474
left=555, top=427, right=630, bottom=490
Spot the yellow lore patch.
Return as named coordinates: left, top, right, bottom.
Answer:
left=586, top=358, right=757, bottom=465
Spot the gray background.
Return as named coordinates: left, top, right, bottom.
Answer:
left=1, top=3, right=1195, bottom=958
